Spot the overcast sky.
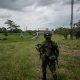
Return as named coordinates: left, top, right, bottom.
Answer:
left=0, top=0, right=80, bottom=30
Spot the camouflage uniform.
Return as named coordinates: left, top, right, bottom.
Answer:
left=35, top=32, right=59, bottom=80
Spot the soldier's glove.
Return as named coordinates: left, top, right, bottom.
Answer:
left=35, top=44, right=43, bottom=58
left=35, top=44, right=41, bottom=51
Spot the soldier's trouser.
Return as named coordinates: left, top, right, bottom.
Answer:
left=42, top=59, right=47, bottom=80
left=42, top=58, right=57, bottom=80
left=48, top=60, right=57, bottom=80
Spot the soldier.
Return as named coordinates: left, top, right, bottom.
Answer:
left=35, top=31, right=59, bottom=80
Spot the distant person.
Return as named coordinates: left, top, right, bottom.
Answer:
left=35, top=31, right=59, bottom=80
left=32, top=32, right=39, bottom=39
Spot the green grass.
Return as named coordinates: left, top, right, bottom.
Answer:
left=0, top=33, right=80, bottom=80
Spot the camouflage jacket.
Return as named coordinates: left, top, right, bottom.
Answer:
left=35, top=40, right=59, bottom=60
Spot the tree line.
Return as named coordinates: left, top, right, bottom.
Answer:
left=54, top=20, right=80, bottom=39
left=0, top=19, right=22, bottom=33
left=0, top=19, right=80, bottom=39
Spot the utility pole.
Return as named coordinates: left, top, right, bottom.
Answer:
left=70, top=0, right=74, bottom=39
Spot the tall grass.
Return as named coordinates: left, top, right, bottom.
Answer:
left=0, top=34, right=80, bottom=80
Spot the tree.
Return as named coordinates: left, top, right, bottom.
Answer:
left=2, top=27, right=8, bottom=36
left=74, top=20, right=80, bottom=39
left=54, top=27, right=70, bottom=39
left=74, top=20, right=80, bottom=27
left=5, top=19, right=21, bottom=33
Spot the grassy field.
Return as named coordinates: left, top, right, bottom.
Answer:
left=0, top=34, right=80, bottom=80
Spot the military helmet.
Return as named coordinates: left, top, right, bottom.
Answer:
left=44, top=31, right=52, bottom=37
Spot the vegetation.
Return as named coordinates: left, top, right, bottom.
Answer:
left=0, top=34, right=80, bottom=80
left=5, top=19, right=22, bottom=33
left=54, top=20, right=80, bottom=39
left=54, top=27, right=70, bottom=39
left=0, top=19, right=80, bottom=80
left=74, top=20, right=80, bottom=39
left=0, top=19, right=80, bottom=39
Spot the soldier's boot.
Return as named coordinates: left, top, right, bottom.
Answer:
left=52, top=74, right=57, bottom=80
